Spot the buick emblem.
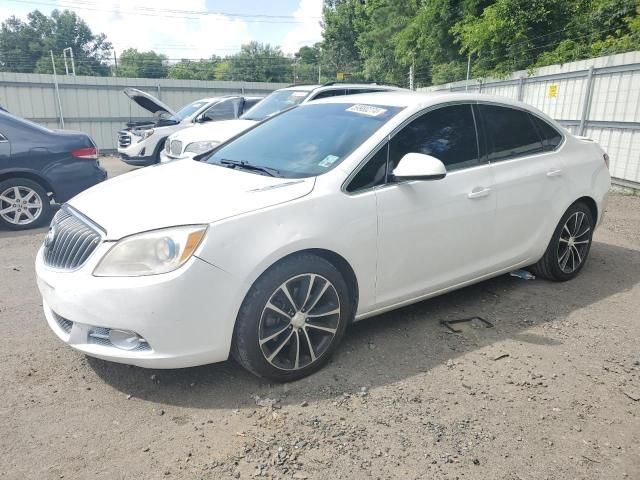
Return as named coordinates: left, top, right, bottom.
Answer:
left=44, top=225, right=56, bottom=248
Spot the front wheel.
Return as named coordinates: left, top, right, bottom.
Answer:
left=232, top=253, right=352, bottom=382
left=531, top=202, right=594, bottom=281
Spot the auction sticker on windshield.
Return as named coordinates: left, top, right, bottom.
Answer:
left=346, top=104, right=388, bottom=117
left=318, top=154, right=340, bottom=168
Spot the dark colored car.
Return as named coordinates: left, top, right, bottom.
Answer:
left=0, top=110, right=106, bottom=230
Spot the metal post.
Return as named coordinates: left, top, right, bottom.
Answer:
left=465, top=54, right=471, bottom=91
left=50, top=50, right=64, bottom=128
left=517, top=77, right=525, bottom=101
left=409, top=64, right=414, bottom=91
left=157, top=84, right=161, bottom=100
left=63, top=47, right=75, bottom=76
left=318, top=64, right=321, bottom=83
left=113, top=50, right=118, bottom=77
left=579, top=66, right=595, bottom=136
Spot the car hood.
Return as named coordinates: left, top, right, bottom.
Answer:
left=68, top=159, right=315, bottom=240
left=173, top=119, right=258, bottom=146
left=124, top=87, right=176, bottom=116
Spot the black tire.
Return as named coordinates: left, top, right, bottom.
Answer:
left=530, top=201, right=594, bottom=281
left=232, top=253, right=353, bottom=382
left=0, top=177, right=51, bottom=230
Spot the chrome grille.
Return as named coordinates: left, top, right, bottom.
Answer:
left=118, top=130, right=131, bottom=148
left=43, top=208, right=102, bottom=271
left=169, top=139, right=183, bottom=156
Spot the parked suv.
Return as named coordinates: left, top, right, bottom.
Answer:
left=0, top=110, right=105, bottom=230
left=117, top=88, right=263, bottom=167
left=160, top=83, right=405, bottom=162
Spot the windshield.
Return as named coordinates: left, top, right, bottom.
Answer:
left=240, top=90, right=310, bottom=121
left=207, top=103, right=402, bottom=178
left=171, top=100, right=210, bottom=122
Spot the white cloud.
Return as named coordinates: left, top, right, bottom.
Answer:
left=54, top=0, right=252, bottom=60
left=281, top=0, right=323, bottom=54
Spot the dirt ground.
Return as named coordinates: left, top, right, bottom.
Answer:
left=0, top=156, right=638, bottom=480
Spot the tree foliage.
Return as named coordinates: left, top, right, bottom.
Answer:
left=0, top=9, right=112, bottom=75
left=117, top=48, right=167, bottom=78
left=321, top=0, right=640, bottom=86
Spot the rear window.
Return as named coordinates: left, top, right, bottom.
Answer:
left=207, top=103, right=402, bottom=178
left=530, top=115, right=563, bottom=151
left=240, top=90, right=310, bottom=121
left=479, top=104, right=543, bottom=161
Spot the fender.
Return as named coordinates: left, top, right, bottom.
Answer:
left=0, top=168, right=55, bottom=196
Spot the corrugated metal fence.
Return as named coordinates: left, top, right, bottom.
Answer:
left=421, top=51, right=640, bottom=187
left=0, top=72, right=287, bottom=151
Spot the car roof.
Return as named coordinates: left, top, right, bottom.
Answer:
left=198, top=95, right=264, bottom=103
left=278, top=83, right=403, bottom=93
left=308, top=91, right=544, bottom=112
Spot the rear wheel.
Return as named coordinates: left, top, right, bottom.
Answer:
left=531, top=202, right=594, bottom=281
left=0, top=178, right=51, bottom=230
left=232, top=253, right=352, bottom=382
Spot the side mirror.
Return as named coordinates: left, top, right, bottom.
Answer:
left=392, top=153, right=446, bottom=181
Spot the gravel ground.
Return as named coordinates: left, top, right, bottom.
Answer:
left=0, top=156, right=638, bottom=479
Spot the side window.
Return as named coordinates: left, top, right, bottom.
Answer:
left=311, top=89, right=347, bottom=100
left=202, top=99, right=240, bottom=122
left=530, top=114, right=563, bottom=151
left=479, top=105, right=543, bottom=161
left=346, top=142, right=388, bottom=192
left=388, top=104, right=480, bottom=172
left=346, top=88, right=383, bottom=95
left=242, top=98, right=261, bottom=114
left=0, top=132, right=7, bottom=142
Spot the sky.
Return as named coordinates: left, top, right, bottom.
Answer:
left=0, top=0, right=324, bottom=59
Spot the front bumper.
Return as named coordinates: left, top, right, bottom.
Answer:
left=36, top=244, right=241, bottom=369
left=160, top=151, right=195, bottom=164
left=119, top=153, right=157, bottom=167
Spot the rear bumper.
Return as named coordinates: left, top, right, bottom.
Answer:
left=52, top=160, right=107, bottom=203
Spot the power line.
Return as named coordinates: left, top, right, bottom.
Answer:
left=5, top=0, right=321, bottom=23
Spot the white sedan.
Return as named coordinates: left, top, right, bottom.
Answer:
left=36, top=92, right=610, bottom=382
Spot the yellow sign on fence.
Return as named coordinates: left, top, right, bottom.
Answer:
left=336, top=72, right=344, bottom=81
left=548, top=84, right=559, bottom=98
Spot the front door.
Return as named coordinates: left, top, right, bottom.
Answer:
left=374, top=104, right=497, bottom=307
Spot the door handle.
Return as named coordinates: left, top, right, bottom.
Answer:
left=546, top=169, right=563, bottom=177
left=467, top=187, right=492, bottom=199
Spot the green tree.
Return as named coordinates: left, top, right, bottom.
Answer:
left=117, top=48, right=167, bottom=78
left=0, top=9, right=112, bottom=75
left=321, top=0, right=364, bottom=79
left=227, top=41, right=292, bottom=82
left=167, top=56, right=220, bottom=80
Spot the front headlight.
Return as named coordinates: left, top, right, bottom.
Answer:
left=93, top=225, right=207, bottom=277
left=135, top=128, right=155, bottom=142
left=185, top=140, right=220, bottom=154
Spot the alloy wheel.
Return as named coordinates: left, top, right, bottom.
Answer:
left=557, top=211, right=591, bottom=274
left=0, top=186, right=43, bottom=226
left=258, top=273, right=341, bottom=371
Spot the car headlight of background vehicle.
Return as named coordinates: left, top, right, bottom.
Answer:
left=185, top=140, right=220, bottom=154
left=134, top=128, right=154, bottom=142
left=93, top=225, right=207, bottom=277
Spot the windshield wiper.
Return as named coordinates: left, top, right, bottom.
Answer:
left=218, top=159, right=279, bottom=177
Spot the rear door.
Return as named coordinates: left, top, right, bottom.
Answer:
left=477, top=103, right=568, bottom=268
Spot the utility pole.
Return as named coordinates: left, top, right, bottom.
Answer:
left=318, top=63, right=321, bottom=83
left=113, top=50, right=118, bottom=77
left=50, top=50, right=64, bottom=128
left=409, top=64, right=414, bottom=91
left=465, top=53, right=471, bottom=91
left=63, top=47, right=75, bottom=76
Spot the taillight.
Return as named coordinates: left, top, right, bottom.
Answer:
left=603, top=153, right=610, bottom=169
left=72, top=146, right=98, bottom=159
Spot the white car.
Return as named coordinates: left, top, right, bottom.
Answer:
left=160, top=83, right=405, bottom=162
left=117, top=88, right=262, bottom=166
left=36, top=92, right=610, bottom=382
